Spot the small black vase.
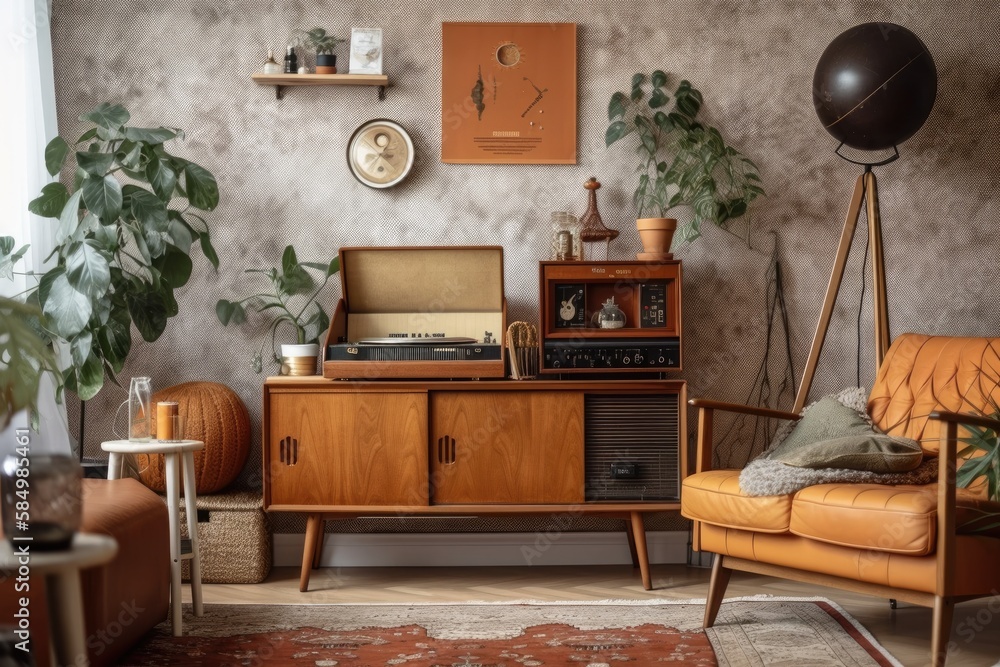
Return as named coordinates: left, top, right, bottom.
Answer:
left=316, top=53, right=337, bottom=74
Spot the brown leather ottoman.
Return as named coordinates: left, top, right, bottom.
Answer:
left=1, top=478, right=169, bottom=667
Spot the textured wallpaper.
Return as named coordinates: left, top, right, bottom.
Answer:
left=50, top=0, right=1000, bottom=535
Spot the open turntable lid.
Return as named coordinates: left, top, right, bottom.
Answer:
left=339, top=246, right=505, bottom=313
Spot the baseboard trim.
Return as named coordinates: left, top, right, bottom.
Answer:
left=274, top=531, right=689, bottom=568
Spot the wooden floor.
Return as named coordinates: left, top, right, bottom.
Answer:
left=189, top=564, right=1000, bottom=667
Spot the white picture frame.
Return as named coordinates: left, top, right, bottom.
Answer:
left=349, top=28, right=383, bottom=75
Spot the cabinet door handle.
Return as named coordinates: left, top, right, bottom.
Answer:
left=437, top=436, right=456, bottom=464
left=279, top=437, right=298, bottom=466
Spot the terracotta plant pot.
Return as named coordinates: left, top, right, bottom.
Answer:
left=635, top=218, right=677, bottom=261
left=315, top=53, right=337, bottom=74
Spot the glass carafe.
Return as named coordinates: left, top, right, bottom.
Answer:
left=128, top=377, right=152, bottom=442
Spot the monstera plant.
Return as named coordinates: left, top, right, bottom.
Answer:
left=5, top=102, right=221, bottom=401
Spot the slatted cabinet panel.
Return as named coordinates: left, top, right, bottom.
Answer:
left=429, top=391, right=585, bottom=504
left=267, top=392, right=428, bottom=506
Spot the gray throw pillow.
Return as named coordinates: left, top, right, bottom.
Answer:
left=765, top=395, right=922, bottom=473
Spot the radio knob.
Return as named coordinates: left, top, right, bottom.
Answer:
left=658, top=356, right=665, bottom=364
left=552, top=360, right=561, bottom=368
left=622, top=357, right=630, bottom=365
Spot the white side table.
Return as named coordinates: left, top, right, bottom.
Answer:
left=101, top=439, right=205, bottom=636
left=0, top=533, right=117, bottom=667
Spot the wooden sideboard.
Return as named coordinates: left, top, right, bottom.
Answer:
left=263, top=376, right=687, bottom=591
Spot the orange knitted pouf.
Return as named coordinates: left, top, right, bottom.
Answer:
left=140, top=382, right=251, bottom=494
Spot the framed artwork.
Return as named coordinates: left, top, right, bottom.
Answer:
left=350, top=28, right=383, bottom=74
left=441, top=22, right=577, bottom=164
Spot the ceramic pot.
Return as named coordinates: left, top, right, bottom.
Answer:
left=636, top=217, right=677, bottom=261
left=315, top=53, right=337, bottom=74
left=281, top=343, right=320, bottom=376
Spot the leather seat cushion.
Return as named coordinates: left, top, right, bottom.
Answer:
left=791, top=482, right=1000, bottom=555
left=700, top=523, right=1000, bottom=596
left=682, top=469, right=792, bottom=533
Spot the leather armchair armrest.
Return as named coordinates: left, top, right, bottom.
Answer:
left=689, top=398, right=802, bottom=422
left=926, top=410, right=1000, bottom=596
left=929, top=410, right=1000, bottom=432
left=689, top=398, right=801, bottom=475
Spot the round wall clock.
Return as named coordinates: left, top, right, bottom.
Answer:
left=346, top=119, right=415, bottom=188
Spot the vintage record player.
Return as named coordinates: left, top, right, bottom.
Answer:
left=322, top=246, right=506, bottom=379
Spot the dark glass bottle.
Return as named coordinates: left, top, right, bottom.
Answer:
left=283, top=46, right=297, bottom=74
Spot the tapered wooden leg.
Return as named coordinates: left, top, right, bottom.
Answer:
left=624, top=519, right=639, bottom=568
left=300, top=514, right=322, bottom=592
left=312, top=520, right=326, bottom=569
left=704, top=554, right=733, bottom=628
left=931, top=595, right=955, bottom=667
left=629, top=511, right=652, bottom=590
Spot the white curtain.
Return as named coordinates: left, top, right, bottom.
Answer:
left=0, top=0, right=72, bottom=456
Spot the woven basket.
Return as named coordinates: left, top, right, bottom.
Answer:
left=176, top=491, right=271, bottom=584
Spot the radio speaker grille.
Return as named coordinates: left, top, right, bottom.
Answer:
left=584, top=394, right=680, bottom=501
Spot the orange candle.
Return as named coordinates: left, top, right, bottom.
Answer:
left=156, top=402, right=178, bottom=440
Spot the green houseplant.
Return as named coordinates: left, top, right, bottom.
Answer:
left=606, top=71, right=765, bottom=251
left=0, top=296, right=59, bottom=430
left=292, top=27, right=345, bottom=74
left=216, top=246, right=339, bottom=375
left=3, top=102, right=220, bottom=404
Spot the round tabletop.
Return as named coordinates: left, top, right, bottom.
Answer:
left=0, top=533, right=118, bottom=573
left=101, top=439, right=205, bottom=455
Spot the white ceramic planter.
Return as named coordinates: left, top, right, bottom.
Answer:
left=280, top=344, right=320, bottom=376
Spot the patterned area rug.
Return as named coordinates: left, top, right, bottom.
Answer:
left=121, top=598, right=901, bottom=666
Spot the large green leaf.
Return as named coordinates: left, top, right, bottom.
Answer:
left=56, top=190, right=84, bottom=245
left=152, top=246, right=193, bottom=288
left=184, top=163, right=219, bottom=211
left=605, top=120, right=631, bottom=147
left=76, top=151, right=114, bottom=176
left=65, top=239, right=112, bottom=300
left=40, top=269, right=92, bottom=338
left=649, top=88, right=669, bottom=109
left=45, top=136, right=70, bottom=176
left=166, top=212, right=193, bottom=250
left=114, top=140, right=142, bottom=170
left=28, top=182, right=70, bottom=219
left=97, top=306, right=131, bottom=373
left=93, top=222, right=119, bottom=252
left=126, top=286, right=169, bottom=342
left=81, top=174, right=123, bottom=222
left=147, top=158, right=177, bottom=202
left=70, top=330, right=93, bottom=369
left=130, top=189, right=168, bottom=229
left=651, top=70, right=668, bottom=88
left=80, top=103, right=129, bottom=130
left=76, top=351, right=105, bottom=401
left=199, top=229, right=220, bottom=270
left=216, top=299, right=247, bottom=326
left=608, top=91, right=627, bottom=121
left=124, top=126, right=177, bottom=144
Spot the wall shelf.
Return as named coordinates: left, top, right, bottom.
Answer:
left=251, top=73, right=389, bottom=101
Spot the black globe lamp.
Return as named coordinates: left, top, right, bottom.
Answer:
left=795, top=22, right=938, bottom=411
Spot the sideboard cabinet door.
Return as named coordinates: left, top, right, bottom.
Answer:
left=429, top=391, right=584, bottom=504
left=267, top=392, right=428, bottom=507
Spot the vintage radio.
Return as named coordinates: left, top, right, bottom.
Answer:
left=323, top=246, right=506, bottom=379
left=539, top=260, right=682, bottom=374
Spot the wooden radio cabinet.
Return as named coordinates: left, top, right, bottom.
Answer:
left=263, top=377, right=687, bottom=592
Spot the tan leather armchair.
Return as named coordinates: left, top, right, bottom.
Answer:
left=681, top=334, right=1000, bottom=666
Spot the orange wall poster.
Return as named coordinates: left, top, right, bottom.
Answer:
left=441, top=22, right=577, bottom=164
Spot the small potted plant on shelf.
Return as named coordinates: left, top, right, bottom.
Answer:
left=292, top=27, right=345, bottom=74
left=606, top=71, right=765, bottom=256
left=215, top=246, right=339, bottom=376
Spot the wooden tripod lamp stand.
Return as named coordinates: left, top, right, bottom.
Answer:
left=794, top=165, right=889, bottom=413
left=793, top=22, right=938, bottom=411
